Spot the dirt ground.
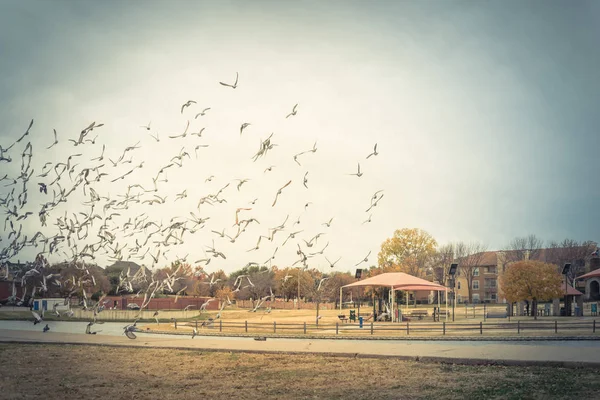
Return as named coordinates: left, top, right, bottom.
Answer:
left=1, top=344, right=599, bottom=400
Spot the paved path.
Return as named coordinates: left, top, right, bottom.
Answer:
left=1, top=328, right=600, bottom=367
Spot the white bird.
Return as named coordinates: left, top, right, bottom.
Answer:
left=286, top=104, right=298, bottom=119
left=366, top=143, right=378, bottom=159
left=219, top=72, right=239, bottom=89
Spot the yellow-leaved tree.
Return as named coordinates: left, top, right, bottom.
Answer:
left=500, top=260, right=563, bottom=320
left=377, top=228, right=438, bottom=277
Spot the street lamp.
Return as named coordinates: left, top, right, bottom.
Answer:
left=449, top=263, right=458, bottom=322
left=562, top=263, right=571, bottom=316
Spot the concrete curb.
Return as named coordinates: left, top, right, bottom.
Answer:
left=142, top=329, right=600, bottom=342
left=2, top=339, right=600, bottom=369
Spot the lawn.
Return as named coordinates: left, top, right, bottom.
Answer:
left=1, top=344, right=599, bottom=399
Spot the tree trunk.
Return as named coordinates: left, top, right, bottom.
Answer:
left=532, top=298, right=537, bottom=320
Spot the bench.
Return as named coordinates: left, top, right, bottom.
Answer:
left=338, top=314, right=349, bottom=323
left=487, top=312, right=507, bottom=319
left=406, top=310, right=428, bottom=320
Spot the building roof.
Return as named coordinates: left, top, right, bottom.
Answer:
left=342, top=272, right=447, bottom=291
left=577, top=268, right=600, bottom=280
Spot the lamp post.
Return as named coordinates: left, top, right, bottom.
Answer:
left=449, top=263, right=458, bottom=322
left=562, top=263, right=571, bottom=316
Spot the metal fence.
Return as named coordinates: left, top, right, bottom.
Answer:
left=176, top=319, right=599, bottom=337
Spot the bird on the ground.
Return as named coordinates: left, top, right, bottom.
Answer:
left=43, top=324, right=50, bottom=332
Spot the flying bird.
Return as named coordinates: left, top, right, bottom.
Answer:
left=46, top=129, right=58, bottom=149
left=348, top=163, right=363, bottom=177
left=355, top=251, right=372, bottom=266
left=140, top=122, right=151, bottom=130
left=240, top=123, right=250, bottom=135
left=366, top=143, right=378, bottom=159
left=195, top=108, right=211, bottom=119
left=272, top=180, right=292, bottom=207
left=286, top=104, right=298, bottom=119
left=180, top=100, right=197, bottom=114
left=219, top=72, right=239, bottom=89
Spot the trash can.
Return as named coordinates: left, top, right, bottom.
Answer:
left=575, top=307, right=580, bottom=317
left=359, top=316, right=363, bottom=328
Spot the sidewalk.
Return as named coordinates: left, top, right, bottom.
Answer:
left=2, top=328, right=600, bottom=367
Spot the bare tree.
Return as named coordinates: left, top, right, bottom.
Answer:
left=545, top=239, right=597, bottom=286
left=432, top=243, right=455, bottom=287
left=505, top=234, right=544, bottom=263
left=456, top=241, right=488, bottom=303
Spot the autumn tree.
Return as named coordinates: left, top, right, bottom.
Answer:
left=377, top=228, right=438, bottom=278
left=455, top=241, right=488, bottom=303
left=505, top=234, right=544, bottom=263
left=500, top=260, right=563, bottom=320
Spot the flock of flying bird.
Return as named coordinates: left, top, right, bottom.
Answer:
left=0, top=72, right=385, bottom=338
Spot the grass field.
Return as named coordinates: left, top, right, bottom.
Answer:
left=1, top=343, right=599, bottom=399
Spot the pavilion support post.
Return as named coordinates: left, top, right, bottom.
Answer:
left=339, top=287, right=342, bottom=312
left=437, top=290, right=441, bottom=322
left=445, top=289, right=449, bottom=322
left=391, top=287, right=395, bottom=323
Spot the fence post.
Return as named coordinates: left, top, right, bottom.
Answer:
left=443, top=321, right=446, bottom=335
left=370, top=322, right=374, bottom=335
left=555, top=320, right=558, bottom=334
left=219, top=319, right=222, bottom=332
left=245, top=320, right=248, bottom=333
left=407, top=322, right=410, bottom=336
left=484, top=304, right=487, bottom=322
left=517, top=320, right=520, bottom=334
left=195, top=320, right=198, bottom=330
left=336, top=322, right=339, bottom=335
left=304, top=322, right=307, bottom=334
left=480, top=321, right=483, bottom=335
left=593, top=320, right=596, bottom=333
left=174, top=320, right=177, bottom=329
left=274, top=321, right=276, bottom=333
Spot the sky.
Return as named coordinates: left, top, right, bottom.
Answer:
left=0, top=0, right=599, bottom=274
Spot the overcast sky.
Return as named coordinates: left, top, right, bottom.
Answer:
left=1, top=0, right=598, bottom=274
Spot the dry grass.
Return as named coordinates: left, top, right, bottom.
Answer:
left=1, top=343, right=599, bottom=400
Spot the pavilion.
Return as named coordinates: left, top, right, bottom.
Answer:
left=340, top=272, right=448, bottom=322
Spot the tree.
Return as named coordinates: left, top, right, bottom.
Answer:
left=455, top=241, right=488, bottom=303
left=505, top=234, right=544, bottom=263
left=377, top=228, right=438, bottom=278
left=500, top=260, right=563, bottom=320
left=430, top=243, right=456, bottom=303
left=545, top=239, right=597, bottom=286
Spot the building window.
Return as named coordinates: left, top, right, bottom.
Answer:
left=457, top=295, right=462, bottom=303
left=487, top=266, right=497, bottom=274
left=473, top=281, right=479, bottom=290
left=457, top=282, right=461, bottom=290
left=473, top=268, right=479, bottom=277
left=473, top=294, right=480, bottom=303
left=491, top=294, right=497, bottom=300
